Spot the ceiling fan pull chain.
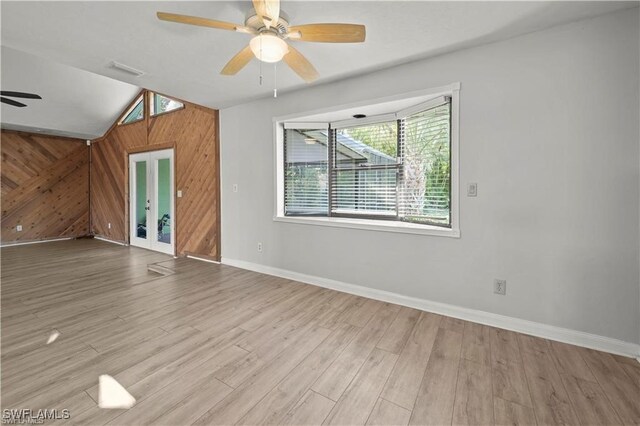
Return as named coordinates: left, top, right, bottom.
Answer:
left=274, top=62, right=278, bottom=98
left=259, top=35, right=264, bottom=86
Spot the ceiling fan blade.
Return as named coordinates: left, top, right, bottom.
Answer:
left=288, top=23, right=366, bottom=43
left=252, top=0, right=280, bottom=29
left=220, top=45, right=255, bottom=75
left=1, top=97, right=27, bottom=107
left=0, top=91, right=42, bottom=99
left=283, top=44, right=319, bottom=83
left=157, top=12, right=252, bottom=33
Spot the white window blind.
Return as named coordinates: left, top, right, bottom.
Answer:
left=283, top=128, right=329, bottom=216
left=331, top=121, right=399, bottom=217
left=399, top=101, right=451, bottom=226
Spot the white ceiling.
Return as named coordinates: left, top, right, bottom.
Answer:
left=1, top=1, right=636, bottom=123
left=1, top=46, right=140, bottom=139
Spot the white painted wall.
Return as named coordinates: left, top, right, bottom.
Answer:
left=221, top=9, right=640, bottom=345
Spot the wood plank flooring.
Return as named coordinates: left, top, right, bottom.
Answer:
left=1, top=239, right=639, bottom=425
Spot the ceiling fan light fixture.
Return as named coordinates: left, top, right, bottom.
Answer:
left=250, top=33, right=288, bottom=63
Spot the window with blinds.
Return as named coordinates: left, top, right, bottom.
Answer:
left=332, top=121, right=399, bottom=217
left=283, top=128, right=329, bottom=216
left=399, top=101, right=451, bottom=226
left=282, top=96, right=452, bottom=228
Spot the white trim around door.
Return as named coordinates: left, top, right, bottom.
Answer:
left=129, top=149, right=175, bottom=255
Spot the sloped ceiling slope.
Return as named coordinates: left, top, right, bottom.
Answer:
left=1, top=46, right=140, bottom=139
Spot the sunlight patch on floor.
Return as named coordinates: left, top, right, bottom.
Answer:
left=98, top=375, right=136, bottom=409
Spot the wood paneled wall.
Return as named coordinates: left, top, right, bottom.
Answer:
left=1, top=130, right=89, bottom=244
left=90, top=91, right=220, bottom=259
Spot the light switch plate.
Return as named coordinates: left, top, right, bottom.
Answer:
left=467, top=183, right=478, bottom=197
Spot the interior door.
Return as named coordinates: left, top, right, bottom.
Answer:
left=129, top=153, right=149, bottom=250
left=149, top=150, right=174, bottom=255
left=129, top=149, right=175, bottom=255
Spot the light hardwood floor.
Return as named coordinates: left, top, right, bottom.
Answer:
left=2, top=239, right=639, bottom=425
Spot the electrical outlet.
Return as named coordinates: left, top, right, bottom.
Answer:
left=177, top=190, right=183, bottom=198
left=467, top=183, right=478, bottom=197
left=16, top=225, right=22, bottom=232
left=233, top=184, right=238, bottom=193
left=108, top=223, right=111, bottom=230
left=494, top=279, right=506, bottom=295
left=257, top=242, right=263, bottom=252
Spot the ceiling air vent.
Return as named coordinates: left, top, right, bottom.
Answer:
left=109, top=61, right=145, bottom=77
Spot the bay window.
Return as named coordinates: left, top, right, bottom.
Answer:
left=277, top=85, right=459, bottom=237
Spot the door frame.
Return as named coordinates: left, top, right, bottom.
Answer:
left=128, top=147, right=175, bottom=256
left=128, top=151, right=150, bottom=250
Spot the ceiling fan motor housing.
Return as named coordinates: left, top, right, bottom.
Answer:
left=245, top=8, right=290, bottom=35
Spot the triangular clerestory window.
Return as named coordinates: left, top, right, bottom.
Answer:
left=119, top=95, right=144, bottom=125
left=150, top=93, right=184, bottom=116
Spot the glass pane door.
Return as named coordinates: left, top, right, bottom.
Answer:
left=134, top=161, right=148, bottom=240
left=129, top=149, right=174, bottom=255
left=156, top=158, right=171, bottom=245
left=148, top=149, right=174, bottom=255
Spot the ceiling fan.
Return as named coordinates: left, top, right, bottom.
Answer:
left=1, top=91, right=42, bottom=108
left=157, top=0, right=366, bottom=83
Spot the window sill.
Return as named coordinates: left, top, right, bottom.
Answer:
left=273, top=215, right=460, bottom=238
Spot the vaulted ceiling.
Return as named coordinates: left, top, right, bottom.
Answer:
left=1, top=1, right=636, bottom=137
left=1, top=46, right=140, bottom=139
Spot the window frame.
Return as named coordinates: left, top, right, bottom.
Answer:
left=118, top=95, right=145, bottom=126
left=149, top=92, right=185, bottom=118
left=274, top=83, right=460, bottom=238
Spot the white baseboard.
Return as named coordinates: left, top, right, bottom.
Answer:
left=186, top=255, right=220, bottom=264
left=222, top=257, right=640, bottom=359
left=1, top=237, right=73, bottom=247
left=94, top=236, right=128, bottom=246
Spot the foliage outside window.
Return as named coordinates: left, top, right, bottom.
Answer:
left=151, top=93, right=184, bottom=116
left=283, top=97, right=451, bottom=228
